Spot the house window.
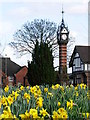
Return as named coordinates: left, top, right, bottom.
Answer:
left=8, top=76, right=14, bottom=81
left=74, top=58, right=80, bottom=67
left=81, top=64, right=84, bottom=70
left=88, top=64, right=90, bottom=71
left=85, top=64, right=87, bottom=71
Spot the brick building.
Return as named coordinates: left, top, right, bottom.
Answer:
left=0, top=57, right=29, bottom=87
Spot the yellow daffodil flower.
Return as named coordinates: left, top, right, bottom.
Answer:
left=29, top=108, right=39, bottom=118
left=44, top=88, right=48, bottom=92
left=4, top=85, right=9, bottom=92
left=7, top=96, right=13, bottom=105
left=67, top=100, right=73, bottom=109
left=1, top=96, right=7, bottom=106
left=40, top=108, right=49, bottom=117
left=36, top=97, right=43, bottom=108
left=58, top=102, right=61, bottom=107
left=20, top=86, right=24, bottom=90
left=52, top=111, right=61, bottom=119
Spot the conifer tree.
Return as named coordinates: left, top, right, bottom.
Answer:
left=28, top=41, right=55, bottom=86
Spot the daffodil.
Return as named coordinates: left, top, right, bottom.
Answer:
left=29, top=108, right=39, bottom=118
left=52, top=85, right=55, bottom=89
left=58, top=102, right=61, bottom=107
left=52, top=84, right=60, bottom=90
left=24, top=92, right=30, bottom=100
left=80, top=83, right=85, bottom=89
left=15, top=91, right=19, bottom=100
left=44, top=88, right=48, bottom=92
left=57, top=108, right=66, bottom=114
left=7, top=96, right=13, bottom=105
left=67, top=100, right=73, bottom=109
left=20, top=86, right=24, bottom=90
left=1, top=96, right=7, bottom=106
left=60, top=86, right=64, bottom=91
left=36, top=97, right=43, bottom=108
left=52, top=111, right=61, bottom=119
left=75, top=86, right=78, bottom=90
left=25, top=110, right=30, bottom=118
left=4, top=85, right=9, bottom=92
left=40, top=108, right=49, bottom=117
left=86, top=113, right=90, bottom=118
left=82, top=113, right=90, bottom=119
left=76, top=92, right=78, bottom=96
left=84, top=84, right=86, bottom=89
left=70, top=84, right=73, bottom=88
left=67, top=101, right=71, bottom=108
left=12, top=90, right=15, bottom=95
left=27, top=86, right=30, bottom=89
left=30, top=86, right=37, bottom=94
left=37, top=89, right=41, bottom=95
left=48, top=92, right=53, bottom=97
left=19, top=114, right=27, bottom=119
left=61, top=111, right=68, bottom=119
left=0, top=106, right=14, bottom=118
left=57, top=108, right=68, bottom=119
left=0, top=101, right=1, bottom=109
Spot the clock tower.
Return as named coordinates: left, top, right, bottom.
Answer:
left=57, top=9, right=69, bottom=74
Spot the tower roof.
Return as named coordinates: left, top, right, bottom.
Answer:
left=57, top=7, right=68, bottom=31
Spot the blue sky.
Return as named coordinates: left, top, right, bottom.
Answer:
left=0, top=0, right=88, bottom=72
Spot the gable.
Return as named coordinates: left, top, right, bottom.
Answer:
left=61, top=28, right=68, bottom=33
left=0, top=57, right=21, bottom=76
left=69, top=46, right=90, bottom=67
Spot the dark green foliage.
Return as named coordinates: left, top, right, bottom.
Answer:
left=28, top=41, right=55, bottom=86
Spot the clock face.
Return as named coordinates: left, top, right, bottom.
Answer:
left=61, top=34, right=67, bottom=40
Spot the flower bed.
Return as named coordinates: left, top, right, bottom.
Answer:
left=0, top=83, right=90, bottom=119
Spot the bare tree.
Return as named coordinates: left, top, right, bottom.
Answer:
left=67, top=36, right=75, bottom=65
left=9, top=19, right=75, bottom=70
left=10, top=19, right=57, bottom=56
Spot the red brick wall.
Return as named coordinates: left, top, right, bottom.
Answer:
left=15, top=66, right=29, bottom=86
left=59, top=44, right=67, bottom=73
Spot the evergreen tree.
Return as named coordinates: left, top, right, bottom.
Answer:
left=28, top=41, right=55, bottom=86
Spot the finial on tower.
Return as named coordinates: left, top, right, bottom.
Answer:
left=61, top=5, right=64, bottom=23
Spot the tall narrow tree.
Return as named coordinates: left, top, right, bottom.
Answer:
left=28, top=41, right=55, bottom=86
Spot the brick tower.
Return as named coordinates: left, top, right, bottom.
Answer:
left=57, top=9, right=69, bottom=75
